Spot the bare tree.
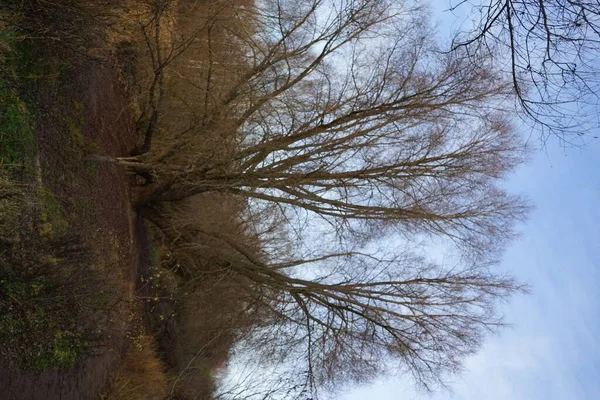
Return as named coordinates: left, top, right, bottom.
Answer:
left=172, top=227, right=527, bottom=397
left=107, top=0, right=529, bottom=256
left=446, top=0, right=600, bottom=146
left=99, top=0, right=530, bottom=395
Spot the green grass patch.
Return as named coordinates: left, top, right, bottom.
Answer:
left=0, top=77, right=35, bottom=173
left=10, top=38, right=70, bottom=85
left=0, top=232, right=108, bottom=369
left=37, top=187, right=69, bottom=239
left=65, top=100, right=99, bottom=157
left=147, top=222, right=163, bottom=267
left=0, top=25, right=38, bottom=183
left=1, top=165, right=86, bottom=371
left=0, top=29, right=105, bottom=371
left=0, top=173, right=27, bottom=233
left=0, top=274, right=84, bottom=369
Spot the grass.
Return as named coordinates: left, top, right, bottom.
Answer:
left=0, top=69, right=35, bottom=175
left=65, top=100, right=99, bottom=155
left=0, top=25, right=105, bottom=371
left=145, top=221, right=180, bottom=296
left=101, top=335, right=169, bottom=400
left=1, top=138, right=107, bottom=371
left=0, top=230, right=107, bottom=369
left=38, top=187, right=70, bottom=239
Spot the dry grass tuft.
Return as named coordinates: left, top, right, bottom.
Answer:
left=103, top=335, right=169, bottom=400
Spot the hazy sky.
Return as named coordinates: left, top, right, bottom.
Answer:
left=341, top=2, right=600, bottom=399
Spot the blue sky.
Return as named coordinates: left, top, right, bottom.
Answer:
left=340, top=2, right=600, bottom=399
left=341, top=139, right=600, bottom=399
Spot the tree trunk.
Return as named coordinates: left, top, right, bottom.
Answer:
left=130, top=182, right=173, bottom=207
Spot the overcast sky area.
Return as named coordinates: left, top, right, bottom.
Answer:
left=341, top=2, right=600, bottom=399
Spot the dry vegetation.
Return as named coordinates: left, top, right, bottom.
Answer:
left=0, top=22, right=107, bottom=371
left=0, top=1, right=168, bottom=398
left=102, top=335, right=169, bottom=400
left=1, top=0, right=546, bottom=399
left=110, top=3, right=266, bottom=396
left=105, top=0, right=529, bottom=398
left=4, top=0, right=599, bottom=398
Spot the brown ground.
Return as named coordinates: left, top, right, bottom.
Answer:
left=0, top=53, right=149, bottom=399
